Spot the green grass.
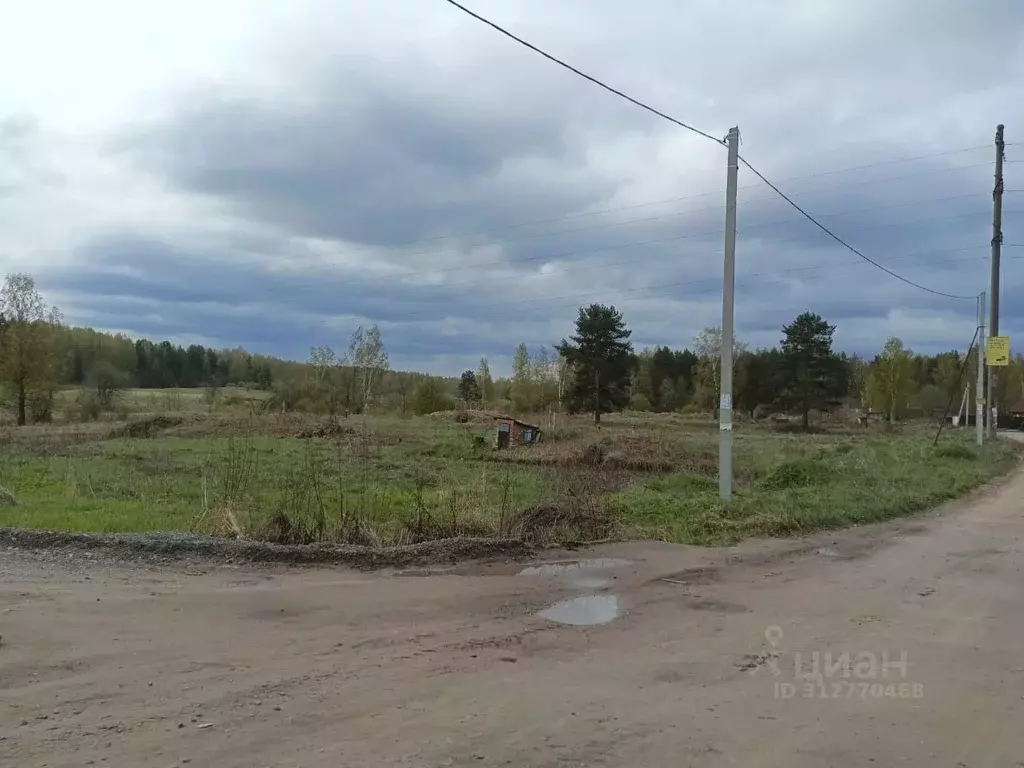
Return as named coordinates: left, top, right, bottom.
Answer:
left=608, top=432, right=1020, bottom=545
left=50, top=386, right=271, bottom=420
left=0, top=430, right=552, bottom=541
left=0, top=412, right=1018, bottom=548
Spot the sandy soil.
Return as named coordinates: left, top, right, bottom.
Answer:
left=3, top=471, right=1024, bottom=766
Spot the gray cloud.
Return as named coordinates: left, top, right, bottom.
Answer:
left=10, top=0, right=1024, bottom=372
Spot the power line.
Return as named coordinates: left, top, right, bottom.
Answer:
left=342, top=152, right=993, bottom=256
left=441, top=0, right=986, bottom=301
left=342, top=190, right=997, bottom=285
left=361, top=171, right=994, bottom=268
left=442, top=0, right=724, bottom=146
left=736, top=156, right=981, bottom=300
left=417, top=214, right=998, bottom=295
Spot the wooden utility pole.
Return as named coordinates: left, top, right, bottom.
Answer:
left=987, top=124, right=1005, bottom=438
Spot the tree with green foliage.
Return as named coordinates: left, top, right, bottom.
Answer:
left=411, top=377, right=450, bottom=415
left=843, top=353, right=869, bottom=401
left=914, top=383, right=948, bottom=413
left=650, top=346, right=697, bottom=411
left=865, top=337, right=915, bottom=423
left=531, top=346, right=560, bottom=411
left=631, top=349, right=655, bottom=408
left=692, top=327, right=746, bottom=412
left=932, top=351, right=964, bottom=399
left=457, top=370, right=481, bottom=403
left=0, top=273, right=62, bottom=425
left=476, top=357, right=495, bottom=403
left=348, top=325, right=389, bottom=413
left=556, top=304, right=633, bottom=424
left=88, top=359, right=128, bottom=411
left=735, top=349, right=784, bottom=418
left=778, top=312, right=847, bottom=429
left=510, top=343, right=534, bottom=412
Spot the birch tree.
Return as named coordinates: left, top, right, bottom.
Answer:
left=865, top=337, right=915, bottom=424
left=348, top=325, right=389, bottom=413
left=0, top=273, right=62, bottom=425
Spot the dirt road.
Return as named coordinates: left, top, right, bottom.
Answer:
left=3, top=472, right=1024, bottom=767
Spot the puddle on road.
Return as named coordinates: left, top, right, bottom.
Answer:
left=568, top=576, right=610, bottom=590
left=518, top=558, right=630, bottom=576
left=536, top=594, right=621, bottom=626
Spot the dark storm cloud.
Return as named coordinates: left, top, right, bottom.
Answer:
left=55, top=0, right=1024, bottom=370
left=122, top=47, right=636, bottom=250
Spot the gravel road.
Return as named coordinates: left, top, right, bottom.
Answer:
left=2, top=471, right=1023, bottom=766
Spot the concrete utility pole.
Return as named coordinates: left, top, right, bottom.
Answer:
left=977, top=291, right=986, bottom=447
left=987, top=124, right=1005, bottom=438
left=719, top=126, right=740, bottom=501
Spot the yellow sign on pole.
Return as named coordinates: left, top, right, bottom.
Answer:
left=987, top=336, right=1010, bottom=366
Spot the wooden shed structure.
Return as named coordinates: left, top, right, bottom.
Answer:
left=494, top=416, right=542, bottom=449
left=1007, top=398, right=1024, bottom=430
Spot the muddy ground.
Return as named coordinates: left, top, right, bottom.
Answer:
left=3, top=472, right=1024, bottom=766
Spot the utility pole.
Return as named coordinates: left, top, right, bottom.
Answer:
left=719, top=126, right=740, bottom=501
left=977, top=291, right=986, bottom=446
left=987, top=124, right=1005, bottom=438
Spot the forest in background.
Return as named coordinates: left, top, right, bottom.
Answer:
left=2, top=272, right=1022, bottom=425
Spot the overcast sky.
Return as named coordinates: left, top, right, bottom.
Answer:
left=1, top=0, right=1022, bottom=375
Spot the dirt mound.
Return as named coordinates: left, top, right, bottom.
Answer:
left=425, top=409, right=495, bottom=425
left=0, top=527, right=533, bottom=570
left=296, top=420, right=356, bottom=440
left=514, top=499, right=618, bottom=544
left=109, top=416, right=185, bottom=439
left=0, top=487, right=18, bottom=507
left=571, top=439, right=702, bottom=474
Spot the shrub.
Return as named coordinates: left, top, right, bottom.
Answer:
left=88, top=360, right=127, bottom=410
left=412, top=378, right=451, bottom=415
left=0, top=486, right=18, bottom=507
left=28, top=390, right=54, bottom=423
left=160, top=390, right=184, bottom=412
left=757, top=457, right=827, bottom=491
left=932, top=443, right=977, bottom=461
left=629, top=394, right=653, bottom=412
left=75, top=390, right=103, bottom=422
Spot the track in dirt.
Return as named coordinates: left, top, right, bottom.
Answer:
left=2, top=471, right=1024, bottom=766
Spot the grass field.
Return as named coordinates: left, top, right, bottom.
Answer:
left=0, top=404, right=1018, bottom=547
left=45, top=386, right=271, bottom=421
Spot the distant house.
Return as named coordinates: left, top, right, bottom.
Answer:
left=493, top=416, right=542, bottom=448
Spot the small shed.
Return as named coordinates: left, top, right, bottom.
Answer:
left=494, top=416, right=542, bottom=449
left=1008, top=398, right=1024, bottom=429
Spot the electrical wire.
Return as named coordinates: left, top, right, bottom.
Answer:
left=736, top=156, right=982, bottom=300
left=933, top=326, right=979, bottom=444
left=337, top=196, right=1000, bottom=288
left=442, top=0, right=724, bottom=146
left=342, top=152, right=993, bottom=255
left=441, top=0, right=991, bottom=301
left=351, top=174, right=994, bottom=269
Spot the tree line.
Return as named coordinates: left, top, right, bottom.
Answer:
left=2, top=272, right=1019, bottom=426
left=459, top=304, right=1012, bottom=427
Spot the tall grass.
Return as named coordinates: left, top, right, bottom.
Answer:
left=0, top=411, right=1017, bottom=549
left=610, top=433, right=1020, bottom=545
